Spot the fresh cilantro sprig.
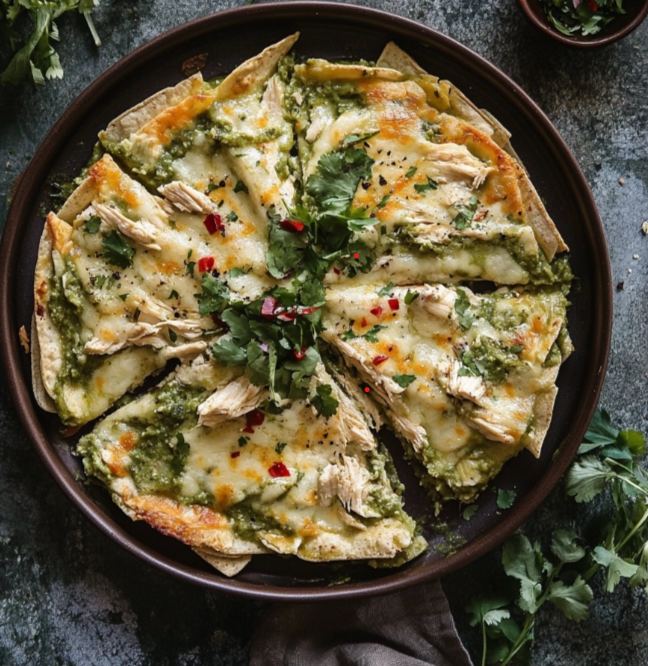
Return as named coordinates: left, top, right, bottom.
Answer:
left=1, top=1, right=102, bottom=86
left=267, top=143, right=378, bottom=282
left=102, top=230, right=134, bottom=269
left=467, top=409, right=647, bottom=666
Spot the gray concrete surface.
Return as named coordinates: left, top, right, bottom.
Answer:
left=1, top=1, right=647, bottom=664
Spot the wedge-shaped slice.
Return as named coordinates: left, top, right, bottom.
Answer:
left=101, top=34, right=299, bottom=222
left=321, top=284, right=572, bottom=502
left=77, top=355, right=422, bottom=574
left=292, top=60, right=569, bottom=287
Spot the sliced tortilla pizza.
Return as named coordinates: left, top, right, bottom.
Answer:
left=77, top=355, right=423, bottom=575
left=288, top=47, right=569, bottom=287
left=321, top=283, right=572, bottom=502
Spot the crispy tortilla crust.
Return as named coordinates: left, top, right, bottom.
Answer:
left=100, top=74, right=204, bottom=145
left=376, top=42, right=511, bottom=147
left=376, top=41, right=567, bottom=260
left=294, top=59, right=402, bottom=83
left=33, top=222, right=63, bottom=403
left=215, top=32, right=300, bottom=99
left=526, top=387, right=559, bottom=459
left=118, top=491, right=268, bottom=557
left=192, top=548, right=252, bottom=577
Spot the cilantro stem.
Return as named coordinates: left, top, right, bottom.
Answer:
left=500, top=613, right=535, bottom=666
left=82, top=11, right=102, bottom=47
left=481, top=619, right=488, bottom=666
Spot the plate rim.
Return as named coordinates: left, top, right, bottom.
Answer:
left=0, top=1, right=613, bottom=601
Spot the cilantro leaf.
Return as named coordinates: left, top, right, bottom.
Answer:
left=454, top=289, right=474, bottom=330
left=452, top=196, right=480, bottom=230
left=377, top=282, right=395, bottom=297
left=462, top=504, right=479, bottom=521
left=196, top=273, right=229, bottom=315
left=547, top=577, right=593, bottom=621
left=275, top=442, right=288, bottom=454
left=551, top=529, right=586, bottom=564
left=306, top=146, right=374, bottom=216
left=405, top=166, right=417, bottom=179
left=413, top=175, right=438, bottom=194
left=84, top=216, right=101, bottom=234
left=229, top=267, right=249, bottom=278
left=102, top=230, right=135, bottom=269
left=497, top=488, right=516, bottom=510
left=266, top=208, right=307, bottom=279
left=211, top=339, right=247, bottom=366
left=565, top=455, right=611, bottom=503
left=233, top=180, right=249, bottom=194
left=363, top=324, right=387, bottom=342
left=404, top=290, right=419, bottom=305
left=592, top=546, right=640, bottom=592
left=311, top=384, right=339, bottom=418
left=393, top=374, right=416, bottom=388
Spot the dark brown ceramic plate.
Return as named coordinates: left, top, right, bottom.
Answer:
left=0, top=2, right=612, bottom=601
left=518, top=0, right=648, bottom=48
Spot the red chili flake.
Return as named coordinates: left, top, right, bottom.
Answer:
left=230, top=451, right=240, bottom=459
left=373, top=355, right=389, bottom=366
left=333, top=267, right=341, bottom=275
left=299, top=307, right=319, bottom=315
left=280, top=219, right=305, bottom=233
left=261, top=297, right=279, bottom=318
left=370, top=306, right=383, bottom=317
left=360, top=317, right=368, bottom=327
left=388, top=298, right=400, bottom=311
left=203, top=213, right=223, bottom=235
left=587, top=0, right=598, bottom=9
left=353, top=253, right=360, bottom=259
left=246, top=409, right=265, bottom=427
left=277, top=310, right=297, bottom=322
left=36, top=304, right=45, bottom=317
left=473, top=208, right=487, bottom=223
left=269, top=462, right=290, bottom=478
left=364, top=387, right=371, bottom=393
left=198, top=256, right=215, bottom=273
left=292, top=347, right=307, bottom=361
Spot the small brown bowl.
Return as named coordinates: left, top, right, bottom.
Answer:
left=518, top=0, right=648, bottom=47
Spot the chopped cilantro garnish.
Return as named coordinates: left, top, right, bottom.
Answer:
left=118, top=293, right=128, bottom=301
left=455, top=289, right=474, bottom=330
left=233, top=180, right=249, bottom=194
left=84, top=216, right=101, bottom=234
left=404, top=290, right=419, bottom=305
left=393, top=374, right=416, bottom=388
left=377, top=282, right=395, bottom=297
left=376, top=194, right=391, bottom=209
left=102, top=230, right=135, bottom=269
left=311, top=384, right=339, bottom=418
left=186, top=261, right=196, bottom=276
left=275, top=442, right=288, bottom=454
left=195, top=273, right=229, bottom=315
left=229, top=267, right=250, bottom=278
left=413, top=176, right=438, bottom=194
left=238, top=436, right=249, bottom=448
left=496, top=488, right=516, bottom=510
left=452, top=196, right=480, bottom=230
left=168, top=329, right=177, bottom=343
left=168, top=289, right=179, bottom=300
left=227, top=211, right=238, bottom=222
left=405, top=166, right=417, bottom=178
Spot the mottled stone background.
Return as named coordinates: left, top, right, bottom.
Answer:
left=1, top=1, right=647, bottom=664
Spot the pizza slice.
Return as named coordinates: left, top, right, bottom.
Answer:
left=77, top=354, right=423, bottom=575
left=289, top=53, right=570, bottom=287
left=321, top=283, right=572, bottom=502
left=100, top=34, right=300, bottom=226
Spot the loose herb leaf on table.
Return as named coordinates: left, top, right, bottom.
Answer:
left=1, top=1, right=102, bottom=86
left=467, top=409, right=647, bottom=665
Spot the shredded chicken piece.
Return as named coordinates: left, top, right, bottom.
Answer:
left=262, top=76, right=283, bottom=124
left=94, top=203, right=161, bottom=251
left=333, top=386, right=376, bottom=451
left=423, top=142, right=494, bottom=189
left=197, top=376, right=267, bottom=428
left=158, top=181, right=216, bottom=215
left=390, top=413, right=428, bottom=453
left=305, top=106, right=330, bottom=143
left=19, top=325, right=30, bottom=354
left=318, top=456, right=378, bottom=518
left=447, top=362, right=487, bottom=405
left=418, top=284, right=458, bottom=320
